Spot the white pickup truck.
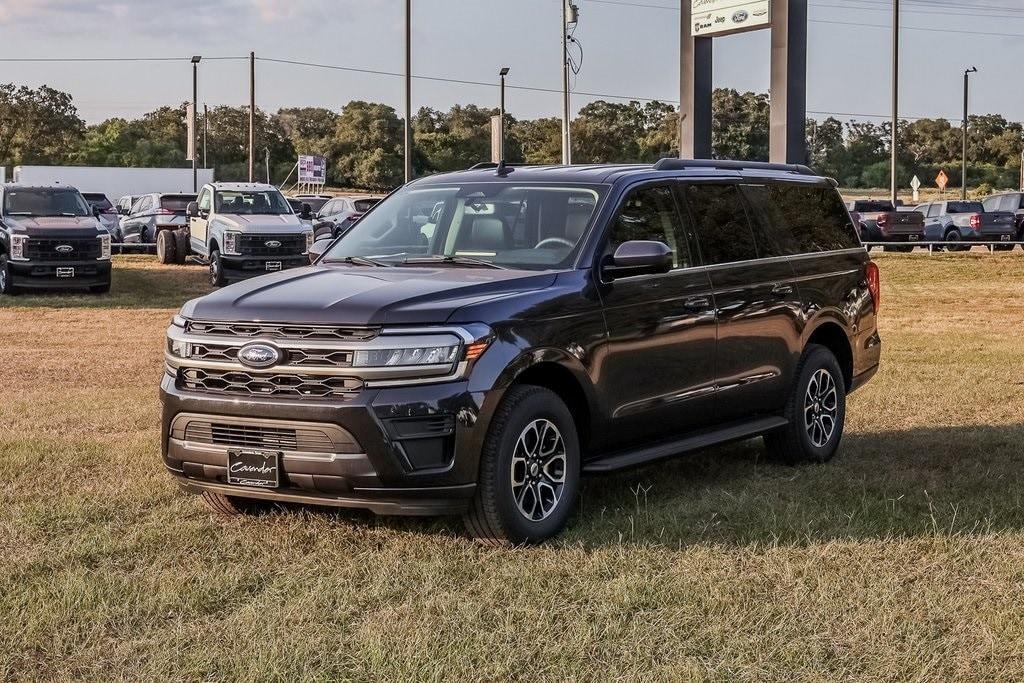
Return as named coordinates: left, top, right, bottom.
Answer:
left=181, top=183, right=314, bottom=286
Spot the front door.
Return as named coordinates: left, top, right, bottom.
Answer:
left=594, top=183, right=718, bottom=448
left=191, top=187, right=212, bottom=250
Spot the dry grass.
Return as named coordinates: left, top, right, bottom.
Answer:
left=3, top=253, right=1024, bottom=681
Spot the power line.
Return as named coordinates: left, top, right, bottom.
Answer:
left=0, top=56, right=248, bottom=63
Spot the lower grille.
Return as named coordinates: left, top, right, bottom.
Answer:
left=170, top=414, right=362, bottom=455
left=180, top=368, right=362, bottom=399
left=25, top=238, right=101, bottom=261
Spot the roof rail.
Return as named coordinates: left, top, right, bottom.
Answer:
left=468, top=162, right=500, bottom=170
left=652, top=158, right=816, bottom=176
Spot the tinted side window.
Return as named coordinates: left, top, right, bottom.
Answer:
left=683, top=183, right=757, bottom=264
left=198, top=189, right=212, bottom=211
left=928, top=203, right=942, bottom=218
left=606, top=185, right=689, bottom=270
left=762, top=183, right=861, bottom=253
left=740, top=184, right=800, bottom=257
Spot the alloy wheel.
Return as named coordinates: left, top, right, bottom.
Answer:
left=804, top=368, right=838, bottom=448
left=510, top=418, right=567, bottom=522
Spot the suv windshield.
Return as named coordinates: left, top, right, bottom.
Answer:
left=5, top=188, right=91, bottom=217
left=214, top=189, right=291, bottom=215
left=323, top=183, right=604, bottom=270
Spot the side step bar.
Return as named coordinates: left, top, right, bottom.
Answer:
left=582, top=416, right=788, bottom=474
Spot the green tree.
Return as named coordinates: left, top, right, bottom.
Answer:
left=0, top=83, right=85, bottom=167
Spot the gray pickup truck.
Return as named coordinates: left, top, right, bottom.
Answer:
left=847, top=199, right=925, bottom=251
left=916, top=200, right=1016, bottom=251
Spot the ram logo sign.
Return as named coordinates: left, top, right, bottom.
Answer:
left=691, top=0, right=770, bottom=37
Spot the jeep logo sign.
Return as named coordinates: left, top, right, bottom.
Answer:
left=237, top=342, right=283, bottom=369
left=691, top=0, right=769, bottom=37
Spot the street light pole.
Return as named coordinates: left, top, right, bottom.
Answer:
left=562, top=1, right=578, bottom=165
left=962, top=66, right=977, bottom=201
left=499, top=67, right=509, bottom=161
left=249, top=52, right=256, bottom=183
left=191, top=56, right=201, bottom=193
left=890, top=0, right=899, bottom=206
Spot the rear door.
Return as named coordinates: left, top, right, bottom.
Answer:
left=680, top=180, right=804, bottom=421
left=595, top=183, right=718, bottom=444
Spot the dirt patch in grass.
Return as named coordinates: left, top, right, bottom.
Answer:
left=3, top=254, right=1024, bottom=680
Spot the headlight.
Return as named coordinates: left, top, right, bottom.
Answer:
left=99, top=233, right=111, bottom=260
left=353, top=344, right=460, bottom=368
left=10, top=234, right=28, bottom=261
left=168, top=338, right=191, bottom=358
left=171, top=314, right=188, bottom=328
left=223, top=231, right=239, bottom=255
left=305, top=231, right=314, bottom=252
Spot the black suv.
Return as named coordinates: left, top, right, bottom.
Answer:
left=161, top=160, right=881, bottom=544
left=0, top=185, right=112, bottom=295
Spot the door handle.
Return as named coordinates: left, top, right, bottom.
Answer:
left=683, top=296, right=711, bottom=311
left=771, top=284, right=794, bottom=297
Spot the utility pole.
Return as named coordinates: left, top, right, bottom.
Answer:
left=404, top=0, right=413, bottom=183
left=249, top=51, right=256, bottom=183
left=499, top=67, right=509, bottom=161
left=191, top=56, right=200, bottom=192
left=203, top=103, right=208, bottom=170
left=562, top=1, right=577, bottom=165
left=264, top=147, right=271, bottom=184
left=890, top=0, right=899, bottom=206
left=963, top=66, right=977, bottom=201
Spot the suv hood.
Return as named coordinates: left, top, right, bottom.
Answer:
left=6, top=216, right=103, bottom=236
left=217, top=214, right=306, bottom=232
left=182, top=265, right=558, bottom=326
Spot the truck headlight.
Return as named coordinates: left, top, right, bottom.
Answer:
left=99, top=233, right=111, bottom=260
left=353, top=344, right=460, bottom=368
left=305, top=231, right=314, bottom=253
left=168, top=338, right=191, bottom=358
left=223, top=231, right=239, bottom=255
left=10, top=234, right=28, bottom=261
left=171, top=314, right=188, bottom=329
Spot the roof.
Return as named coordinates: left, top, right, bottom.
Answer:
left=206, top=182, right=279, bottom=192
left=413, top=160, right=827, bottom=187
left=2, top=183, right=83, bottom=191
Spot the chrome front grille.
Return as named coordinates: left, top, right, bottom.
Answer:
left=185, top=320, right=378, bottom=342
left=180, top=368, right=363, bottom=398
left=189, top=344, right=353, bottom=368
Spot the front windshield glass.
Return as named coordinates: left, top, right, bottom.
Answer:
left=5, top=188, right=91, bottom=217
left=214, top=189, right=291, bottom=215
left=322, top=183, right=604, bottom=270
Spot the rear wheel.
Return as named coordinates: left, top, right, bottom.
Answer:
left=764, top=344, right=847, bottom=465
left=944, top=231, right=966, bottom=252
left=0, top=255, right=18, bottom=296
left=994, top=243, right=1014, bottom=252
left=201, top=491, right=275, bottom=516
left=464, top=385, right=580, bottom=546
left=209, top=248, right=227, bottom=287
left=156, top=229, right=177, bottom=264
left=173, top=229, right=190, bottom=264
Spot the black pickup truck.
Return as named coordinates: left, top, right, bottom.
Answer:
left=0, top=185, right=112, bottom=295
left=847, top=199, right=925, bottom=251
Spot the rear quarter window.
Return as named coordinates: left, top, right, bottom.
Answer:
left=768, top=183, right=861, bottom=253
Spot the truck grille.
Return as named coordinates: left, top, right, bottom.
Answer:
left=189, top=344, right=354, bottom=368
left=182, top=421, right=341, bottom=453
left=237, top=233, right=306, bottom=257
left=186, top=320, right=378, bottom=342
left=179, top=368, right=362, bottom=399
left=24, top=237, right=101, bottom=261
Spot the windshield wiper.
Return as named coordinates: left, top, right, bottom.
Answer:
left=325, top=255, right=390, bottom=267
left=400, top=255, right=507, bottom=270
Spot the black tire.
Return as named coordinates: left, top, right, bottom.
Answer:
left=994, top=244, right=1013, bottom=252
left=944, top=231, right=966, bottom=252
left=173, top=229, right=190, bottom=264
left=201, top=491, right=275, bottom=516
left=764, top=344, right=847, bottom=465
left=883, top=244, right=913, bottom=253
left=0, top=255, right=18, bottom=296
left=156, top=229, right=177, bottom=265
left=209, top=249, right=227, bottom=287
left=464, top=385, right=580, bottom=546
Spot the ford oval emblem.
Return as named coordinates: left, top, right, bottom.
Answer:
left=56, top=244, right=74, bottom=253
left=732, top=9, right=748, bottom=23
left=265, top=240, right=282, bottom=248
left=237, top=342, right=283, bottom=369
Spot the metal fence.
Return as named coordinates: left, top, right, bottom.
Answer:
left=862, top=241, right=1022, bottom=254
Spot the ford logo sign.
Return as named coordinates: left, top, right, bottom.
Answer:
left=265, top=240, right=282, bottom=248
left=56, top=244, right=74, bottom=253
left=732, top=9, right=748, bottom=23
left=237, top=342, right=283, bottom=369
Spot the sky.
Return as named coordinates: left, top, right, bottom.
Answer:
left=1, top=0, right=1024, bottom=126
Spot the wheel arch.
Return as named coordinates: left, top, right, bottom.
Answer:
left=803, top=319, right=854, bottom=391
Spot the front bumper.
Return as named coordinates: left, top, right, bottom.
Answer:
left=9, top=260, right=111, bottom=288
left=221, top=254, right=310, bottom=279
left=159, top=373, right=494, bottom=515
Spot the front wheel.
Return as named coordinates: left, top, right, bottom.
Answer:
left=464, top=385, right=580, bottom=546
left=764, top=344, right=847, bottom=465
left=201, top=491, right=276, bottom=516
left=209, top=249, right=227, bottom=287
left=0, top=255, right=18, bottom=296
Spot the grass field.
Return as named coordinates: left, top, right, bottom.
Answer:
left=3, top=253, right=1024, bottom=681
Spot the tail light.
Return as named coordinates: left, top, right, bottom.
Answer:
left=866, top=261, right=881, bottom=313
left=876, top=213, right=889, bottom=232
left=970, top=214, right=982, bottom=230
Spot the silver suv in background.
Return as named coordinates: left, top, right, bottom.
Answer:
left=81, top=193, right=120, bottom=238
left=314, top=195, right=383, bottom=239
left=120, top=193, right=197, bottom=262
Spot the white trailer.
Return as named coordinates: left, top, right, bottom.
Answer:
left=10, top=166, right=214, bottom=203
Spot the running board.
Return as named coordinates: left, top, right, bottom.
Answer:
left=187, top=256, right=208, bottom=266
left=582, top=416, right=788, bottom=474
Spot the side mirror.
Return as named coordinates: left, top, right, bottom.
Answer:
left=186, top=201, right=199, bottom=218
left=301, top=203, right=312, bottom=220
left=308, top=237, right=334, bottom=262
left=603, top=240, right=673, bottom=280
